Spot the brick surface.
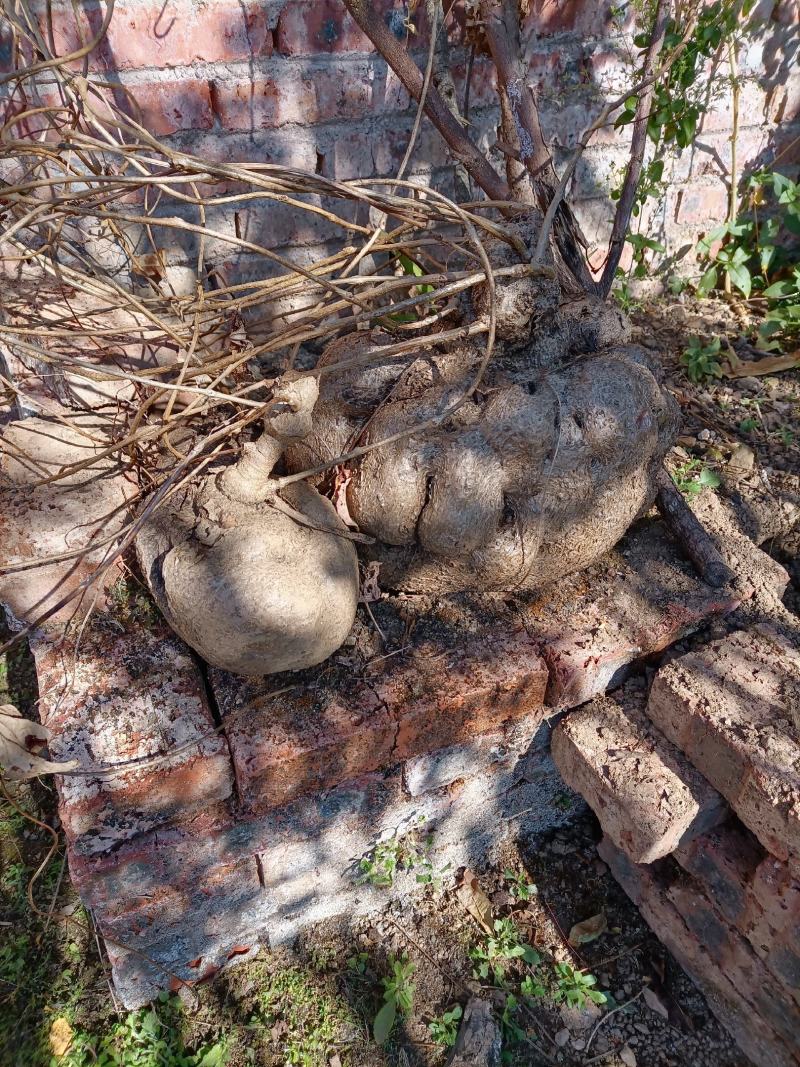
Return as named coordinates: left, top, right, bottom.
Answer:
left=43, top=0, right=272, bottom=71
left=552, top=685, right=727, bottom=863
left=647, top=627, right=800, bottom=865
left=212, top=625, right=548, bottom=814
left=674, top=822, right=764, bottom=929
left=213, top=673, right=396, bottom=813
left=675, top=823, right=800, bottom=1003
left=73, top=743, right=574, bottom=1007
left=33, top=622, right=234, bottom=856
left=599, top=837, right=800, bottom=1067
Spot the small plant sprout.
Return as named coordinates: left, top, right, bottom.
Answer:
left=373, top=955, right=415, bottom=1045
left=470, top=918, right=541, bottom=985
left=671, top=459, right=721, bottom=499
left=427, top=1004, right=463, bottom=1047
left=553, top=962, right=608, bottom=1009
left=357, top=822, right=447, bottom=890
left=520, top=974, right=547, bottom=999
left=503, top=868, right=538, bottom=902
left=682, top=336, right=723, bottom=383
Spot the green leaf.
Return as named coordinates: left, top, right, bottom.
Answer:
left=698, top=467, right=721, bottom=489
left=196, top=1045, right=226, bottom=1067
left=521, top=945, right=541, bottom=965
left=726, top=262, right=752, bottom=298
left=696, top=264, right=719, bottom=296
left=398, top=253, right=423, bottom=278
left=373, top=1000, right=397, bottom=1044
left=763, top=280, right=796, bottom=298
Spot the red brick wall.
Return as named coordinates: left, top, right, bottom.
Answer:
left=1, top=0, right=799, bottom=289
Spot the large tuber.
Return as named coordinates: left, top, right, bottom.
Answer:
left=136, top=378, right=360, bottom=676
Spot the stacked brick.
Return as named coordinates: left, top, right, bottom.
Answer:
left=3, top=449, right=747, bottom=1006
left=553, top=626, right=800, bottom=1066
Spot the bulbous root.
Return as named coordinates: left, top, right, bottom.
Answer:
left=135, top=375, right=360, bottom=676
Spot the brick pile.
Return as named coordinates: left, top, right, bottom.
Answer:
left=3, top=467, right=750, bottom=1006
left=554, top=626, right=800, bottom=1066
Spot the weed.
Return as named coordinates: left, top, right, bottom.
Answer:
left=357, top=821, right=447, bottom=890
left=671, top=459, right=721, bottom=499
left=696, top=170, right=800, bottom=350
left=427, top=1004, right=462, bottom=1047
left=57, top=997, right=228, bottom=1067
left=520, top=973, right=547, bottom=999
left=346, top=952, right=369, bottom=977
left=470, top=918, right=540, bottom=985
left=503, top=868, right=537, bottom=903
left=681, top=336, right=723, bottom=383
left=373, top=954, right=415, bottom=1044
left=552, top=962, right=607, bottom=1009
left=106, top=576, right=160, bottom=630
left=259, top=964, right=361, bottom=1065
left=499, top=993, right=526, bottom=1046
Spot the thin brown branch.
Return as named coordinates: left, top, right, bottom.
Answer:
left=598, top=0, right=671, bottom=297
left=342, top=0, right=510, bottom=203
left=479, top=0, right=599, bottom=293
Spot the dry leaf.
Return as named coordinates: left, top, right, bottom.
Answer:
left=643, top=986, right=669, bottom=1020
left=455, top=868, right=494, bottom=933
left=49, top=1017, right=74, bottom=1058
left=329, top=1056, right=342, bottom=1067
left=0, top=705, right=79, bottom=781
left=620, top=1045, right=637, bottom=1067
left=359, top=560, right=382, bottom=604
left=568, top=912, right=607, bottom=946
left=724, top=351, right=800, bottom=378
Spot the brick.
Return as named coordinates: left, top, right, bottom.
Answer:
left=674, top=184, right=730, bottom=227
left=113, top=78, right=214, bottom=135
left=674, top=822, right=764, bottom=929
left=74, top=742, right=573, bottom=1007
left=522, top=0, right=613, bottom=37
left=539, top=589, right=737, bottom=708
left=0, top=415, right=137, bottom=631
left=552, top=686, right=727, bottom=863
left=212, top=624, right=548, bottom=813
left=676, top=823, right=800, bottom=1002
left=666, top=878, right=800, bottom=1050
left=402, top=716, right=550, bottom=797
left=43, top=0, right=272, bottom=72
left=647, top=627, right=800, bottom=865
left=32, top=622, right=234, bottom=855
left=213, top=674, right=396, bottom=813
left=373, top=627, right=548, bottom=761
left=275, top=0, right=390, bottom=56
left=599, top=837, right=799, bottom=1067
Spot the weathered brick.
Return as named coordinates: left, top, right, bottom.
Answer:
left=599, top=837, right=799, bottom=1067
left=32, top=622, right=234, bottom=855
left=674, top=822, right=764, bottom=929
left=373, top=627, right=548, bottom=762
left=275, top=0, right=387, bottom=56
left=647, top=626, right=800, bottom=865
left=73, top=740, right=573, bottom=1007
left=213, top=675, right=396, bottom=813
left=540, top=589, right=737, bottom=708
left=522, top=0, right=613, bottom=37
left=552, top=686, right=727, bottom=863
left=43, top=0, right=272, bottom=72
left=211, top=624, right=548, bottom=813
left=667, top=877, right=800, bottom=1049
left=674, top=184, right=730, bottom=227
left=112, top=78, right=214, bottom=135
